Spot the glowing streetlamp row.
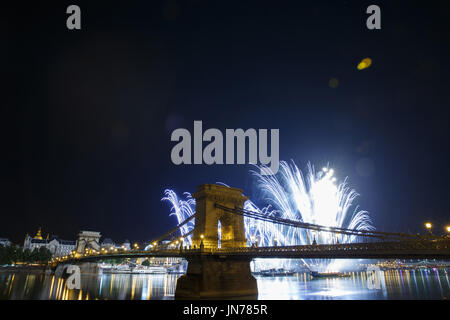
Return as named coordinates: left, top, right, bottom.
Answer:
left=424, top=222, right=450, bottom=233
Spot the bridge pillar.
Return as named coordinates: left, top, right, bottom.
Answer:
left=191, top=184, right=248, bottom=249
left=176, top=184, right=257, bottom=299
left=55, top=262, right=102, bottom=277
left=175, top=255, right=257, bottom=299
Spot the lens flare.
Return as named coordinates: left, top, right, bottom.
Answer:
left=357, top=58, right=372, bottom=70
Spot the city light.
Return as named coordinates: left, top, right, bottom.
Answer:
left=446, top=226, right=450, bottom=233
left=425, top=222, right=432, bottom=229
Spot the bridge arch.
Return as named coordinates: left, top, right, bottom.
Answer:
left=191, top=184, right=248, bottom=249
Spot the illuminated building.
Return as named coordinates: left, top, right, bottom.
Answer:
left=0, top=238, right=11, bottom=247
left=23, top=228, right=76, bottom=257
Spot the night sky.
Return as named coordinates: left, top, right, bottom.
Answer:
left=2, top=1, right=450, bottom=244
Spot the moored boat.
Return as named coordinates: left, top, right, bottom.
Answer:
left=310, top=271, right=349, bottom=278
left=258, top=268, right=296, bottom=277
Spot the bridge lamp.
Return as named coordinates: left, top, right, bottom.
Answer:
left=425, top=222, right=432, bottom=233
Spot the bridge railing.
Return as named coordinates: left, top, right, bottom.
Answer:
left=178, top=239, right=450, bottom=255
left=56, top=238, right=449, bottom=264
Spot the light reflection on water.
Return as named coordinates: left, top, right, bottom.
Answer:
left=0, top=269, right=449, bottom=300
left=257, top=269, right=450, bottom=300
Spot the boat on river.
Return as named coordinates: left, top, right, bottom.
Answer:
left=310, top=271, right=350, bottom=279
left=257, top=268, right=296, bottom=277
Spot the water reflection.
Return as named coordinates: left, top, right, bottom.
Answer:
left=257, top=269, right=450, bottom=299
left=0, top=269, right=448, bottom=300
left=0, top=272, right=182, bottom=300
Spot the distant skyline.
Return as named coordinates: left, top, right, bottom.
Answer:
left=3, top=1, right=450, bottom=244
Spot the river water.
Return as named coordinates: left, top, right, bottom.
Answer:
left=1, top=268, right=449, bottom=300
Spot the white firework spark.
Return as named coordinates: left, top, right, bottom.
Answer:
left=160, top=160, right=374, bottom=271
left=160, top=190, right=196, bottom=246
left=252, top=161, right=374, bottom=247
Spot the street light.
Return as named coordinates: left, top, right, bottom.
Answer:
left=446, top=226, right=450, bottom=233
left=424, top=222, right=433, bottom=236
left=200, top=234, right=204, bottom=239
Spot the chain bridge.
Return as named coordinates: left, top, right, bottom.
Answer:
left=57, top=184, right=450, bottom=299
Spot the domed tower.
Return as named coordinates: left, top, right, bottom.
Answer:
left=34, top=227, right=43, bottom=240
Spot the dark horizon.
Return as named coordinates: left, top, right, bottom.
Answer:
left=2, top=1, right=450, bottom=245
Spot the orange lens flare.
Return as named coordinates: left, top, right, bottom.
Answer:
left=357, top=58, right=372, bottom=70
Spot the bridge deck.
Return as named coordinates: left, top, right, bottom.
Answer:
left=61, top=240, right=450, bottom=263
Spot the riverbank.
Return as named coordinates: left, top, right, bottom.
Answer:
left=0, top=265, right=50, bottom=273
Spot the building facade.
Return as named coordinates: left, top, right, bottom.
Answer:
left=23, top=228, right=76, bottom=257
left=101, top=238, right=131, bottom=251
left=0, top=238, right=11, bottom=247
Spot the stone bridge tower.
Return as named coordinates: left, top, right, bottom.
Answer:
left=176, top=184, right=257, bottom=299
left=75, top=231, right=101, bottom=254
left=191, top=184, right=247, bottom=249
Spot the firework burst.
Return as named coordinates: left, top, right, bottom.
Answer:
left=159, top=160, right=374, bottom=271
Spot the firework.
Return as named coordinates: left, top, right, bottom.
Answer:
left=159, top=160, right=374, bottom=271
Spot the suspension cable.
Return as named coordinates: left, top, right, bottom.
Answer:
left=149, top=214, right=195, bottom=245
left=215, top=204, right=426, bottom=240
